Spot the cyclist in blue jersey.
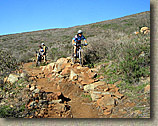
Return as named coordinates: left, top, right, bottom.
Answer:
left=72, top=30, right=88, bottom=57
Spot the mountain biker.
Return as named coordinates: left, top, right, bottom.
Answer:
left=41, top=43, right=47, bottom=63
left=72, top=30, right=88, bottom=57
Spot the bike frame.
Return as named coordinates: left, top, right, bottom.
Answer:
left=74, top=43, right=84, bottom=66
left=36, top=52, right=42, bottom=67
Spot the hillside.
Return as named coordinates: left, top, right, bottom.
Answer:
left=0, top=11, right=150, bottom=63
left=0, top=11, right=150, bottom=118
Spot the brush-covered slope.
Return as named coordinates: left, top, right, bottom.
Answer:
left=0, top=11, right=150, bottom=63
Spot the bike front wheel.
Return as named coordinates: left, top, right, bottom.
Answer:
left=79, top=50, right=83, bottom=66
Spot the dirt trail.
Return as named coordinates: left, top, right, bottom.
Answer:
left=21, top=59, right=147, bottom=118
left=23, top=62, right=100, bottom=118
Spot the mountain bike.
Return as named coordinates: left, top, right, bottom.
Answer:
left=36, top=51, right=43, bottom=67
left=72, top=43, right=87, bottom=66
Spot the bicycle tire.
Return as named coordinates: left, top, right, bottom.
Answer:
left=79, top=49, right=83, bottom=66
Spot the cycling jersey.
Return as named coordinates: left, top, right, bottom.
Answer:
left=40, top=49, right=44, bottom=52
left=39, top=48, right=44, bottom=56
left=72, top=34, right=86, bottom=43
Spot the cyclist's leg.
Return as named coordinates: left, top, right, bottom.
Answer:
left=36, top=54, right=38, bottom=63
left=45, top=54, right=47, bottom=62
left=43, top=55, right=46, bottom=63
left=74, top=46, right=76, bottom=57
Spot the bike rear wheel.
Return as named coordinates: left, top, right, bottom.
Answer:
left=36, top=61, right=40, bottom=67
left=36, top=54, right=41, bottom=67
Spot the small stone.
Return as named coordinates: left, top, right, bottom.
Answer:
left=119, top=109, right=124, bottom=112
left=48, top=99, right=62, bottom=104
left=30, top=86, right=35, bottom=91
left=124, top=102, right=135, bottom=107
left=69, top=70, right=78, bottom=80
left=38, top=114, right=42, bottom=117
left=29, top=116, right=34, bottom=118
left=144, top=85, right=150, bottom=93
left=97, top=94, right=115, bottom=107
left=56, top=92, right=62, bottom=96
left=34, top=88, right=40, bottom=94
left=10, top=105, right=13, bottom=108
left=103, top=109, right=112, bottom=115
left=35, top=111, right=39, bottom=116
left=28, top=101, right=36, bottom=107
left=37, top=86, right=42, bottom=90
left=57, top=85, right=60, bottom=90
left=40, top=109, right=45, bottom=115
left=44, top=114, right=49, bottom=118
left=114, top=92, right=124, bottom=99
left=48, top=104, right=52, bottom=108
left=81, top=79, right=94, bottom=85
left=134, top=110, right=142, bottom=115
left=20, top=72, right=27, bottom=78
left=3, top=77, right=8, bottom=83
left=104, top=88, right=109, bottom=92
left=99, top=75, right=104, bottom=79
left=108, top=84, right=116, bottom=89
left=0, top=101, right=5, bottom=105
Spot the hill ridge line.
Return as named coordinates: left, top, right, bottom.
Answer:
left=0, top=11, right=149, bottom=37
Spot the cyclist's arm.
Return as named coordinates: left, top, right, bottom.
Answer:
left=72, top=38, right=76, bottom=45
left=84, top=39, right=87, bottom=44
left=72, top=39, right=75, bottom=45
left=82, top=35, right=88, bottom=44
left=82, top=36, right=87, bottom=45
left=43, top=46, right=46, bottom=53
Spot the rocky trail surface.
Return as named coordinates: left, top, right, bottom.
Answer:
left=2, top=57, right=150, bottom=118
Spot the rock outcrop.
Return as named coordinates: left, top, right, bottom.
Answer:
left=2, top=57, right=124, bottom=118
left=39, top=57, right=124, bottom=116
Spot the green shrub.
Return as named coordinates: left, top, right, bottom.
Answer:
left=0, top=105, right=13, bottom=118
left=0, top=104, right=26, bottom=118
left=119, top=43, right=150, bottom=83
left=0, top=50, right=17, bottom=79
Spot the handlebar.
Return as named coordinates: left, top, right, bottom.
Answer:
left=74, top=43, right=88, bottom=47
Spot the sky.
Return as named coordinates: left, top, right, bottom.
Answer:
left=0, top=0, right=150, bottom=35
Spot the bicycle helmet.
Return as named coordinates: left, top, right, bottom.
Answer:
left=78, top=30, right=83, bottom=34
left=41, top=43, right=45, bottom=46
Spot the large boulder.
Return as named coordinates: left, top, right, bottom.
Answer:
left=87, top=69, right=97, bottom=79
left=41, top=63, right=55, bottom=74
left=80, top=78, right=94, bottom=85
left=144, top=85, right=150, bottom=93
left=83, top=81, right=107, bottom=92
left=61, top=63, right=71, bottom=70
left=61, top=67, right=71, bottom=76
left=144, top=30, right=150, bottom=34
left=53, top=58, right=69, bottom=73
left=140, top=27, right=150, bottom=34
left=84, top=84, right=95, bottom=92
left=90, top=91, right=111, bottom=101
left=7, top=74, right=19, bottom=84
left=97, top=94, right=116, bottom=109
left=41, top=58, right=70, bottom=74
